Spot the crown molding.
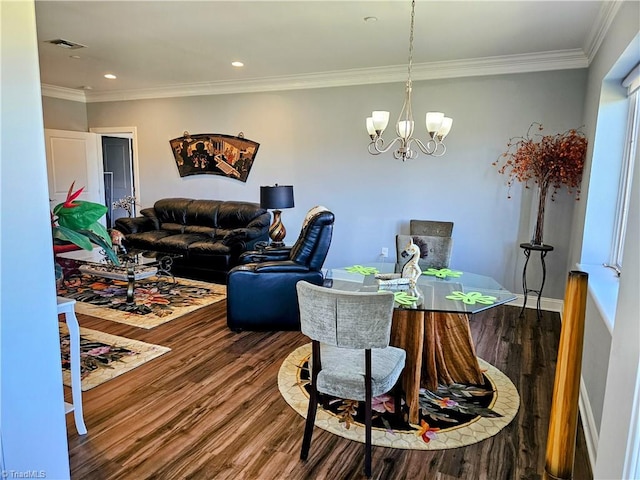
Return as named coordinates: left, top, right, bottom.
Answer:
left=584, top=0, right=624, bottom=65
left=41, top=49, right=588, bottom=104
left=40, top=84, right=87, bottom=102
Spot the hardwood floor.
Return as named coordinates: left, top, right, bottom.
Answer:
left=65, top=301, right=593, bottom=479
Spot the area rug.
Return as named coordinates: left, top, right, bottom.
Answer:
left=278, top=344, right=519, bottom=450
left=59, top=322, right=171, bottom=391
left=57, top=273, right=226, bottom=329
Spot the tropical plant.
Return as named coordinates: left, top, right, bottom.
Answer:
left=52, top=182, right=119, bottom=278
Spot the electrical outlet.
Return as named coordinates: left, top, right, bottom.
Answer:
left=381, top=247, right=389, bottom=257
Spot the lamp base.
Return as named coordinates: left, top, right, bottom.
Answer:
left=269, top=209, right=287, bottom=246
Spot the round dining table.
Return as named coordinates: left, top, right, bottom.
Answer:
left=326, top=263, right=517, bottom=424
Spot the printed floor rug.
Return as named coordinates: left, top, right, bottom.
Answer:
left=57, top=273, right=226, bottom=329
left=278, top=343, right=519, bottom=450
left=59, top=322, right=171, bottom=391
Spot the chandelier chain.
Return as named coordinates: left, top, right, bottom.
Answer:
left=407, top=0, right=415, bottom=85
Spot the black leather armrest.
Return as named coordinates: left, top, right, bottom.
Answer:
left=253, top=260, right=310, bottom=273
left=239, top=247, right=292, bottom=264
left=114, top=216, right=155, bottom=234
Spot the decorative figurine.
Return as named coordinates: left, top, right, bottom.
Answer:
left=376, top=238, right=422, bottom=288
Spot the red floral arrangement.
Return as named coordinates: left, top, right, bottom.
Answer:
left=493, top=123, right=588, bottom=200
left=493, top=123, right=588, bottom=245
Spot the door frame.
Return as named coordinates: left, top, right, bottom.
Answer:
left=89, top=126, right=142, bottom=212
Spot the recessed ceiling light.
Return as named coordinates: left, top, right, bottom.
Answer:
left=364, top=16, right=378, bottom=23
left=69, top=55, right=81, bottom=59
left=231, top=61, right=244, bottom=68
left=104, top=73, right=117, bottom=79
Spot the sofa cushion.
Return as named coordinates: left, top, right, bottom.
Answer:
left=188, top=240, right=232, bottom=256
left=160, top=222, right=184, bottom=233
left=185, top=200, right=221, bottom=227
left=184, top=225, right=216, bottom=237
left=153, top=233, right=210, bottom=253
left=126, top=231, right=175, bottom=250
left=154, top=198, right=192, bottom=224
left=217, top=201, right=266, bottom=229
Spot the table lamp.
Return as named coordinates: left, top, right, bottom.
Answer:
left=260, top=184, right=294, bottom=247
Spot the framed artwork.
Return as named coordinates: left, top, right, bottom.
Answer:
left=169, top=132, right=259, bottom=182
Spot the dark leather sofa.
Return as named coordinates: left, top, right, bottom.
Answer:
left=114, top=198, right=270, bottom=282
left=226, top=208, right=334, bottom=331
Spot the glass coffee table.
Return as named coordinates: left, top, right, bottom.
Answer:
left=57, top=247, right=183, bottom=304
left=326, top=263, right=516, bottom=424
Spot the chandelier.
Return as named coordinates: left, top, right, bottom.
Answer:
left=366, top=0, right=453, bottom=161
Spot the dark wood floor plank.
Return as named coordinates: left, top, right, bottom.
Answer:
left=65, top=300, right=593, bottom=479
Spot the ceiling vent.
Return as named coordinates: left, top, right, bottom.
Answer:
left=47, top=39, right=87, bottom=50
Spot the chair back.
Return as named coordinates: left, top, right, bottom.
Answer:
left=296, top=281, right=395, bottom=350
left=289, top=208, right=334, bottom=271
left=409, top=219, right=453, bottom=237
left=397, top=219, right=454, bottom=269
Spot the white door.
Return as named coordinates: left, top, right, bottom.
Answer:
left=45, top=129, right=104, bottom=210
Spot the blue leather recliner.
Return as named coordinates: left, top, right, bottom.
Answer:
left=226, top=208, right=334, bottom=331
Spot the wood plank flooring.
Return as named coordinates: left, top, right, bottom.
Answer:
left=65, top=300, right=593, bottom=480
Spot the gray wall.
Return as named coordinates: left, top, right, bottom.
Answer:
left=41, top=95, right=88, bottom=131
left=82, top=69, right=587, bottom=299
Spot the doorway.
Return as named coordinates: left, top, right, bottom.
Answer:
left=90, top=127, right=141, bottom=229
left=102, top=136, right=134, bottom=228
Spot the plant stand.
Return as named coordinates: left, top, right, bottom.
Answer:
left=519, top=242, right=554, bottom=320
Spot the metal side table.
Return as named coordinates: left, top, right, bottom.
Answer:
left=519, top=242, right=554, bottom=320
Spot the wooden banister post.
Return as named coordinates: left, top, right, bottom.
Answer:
left=544, top=271, right=588, bottom=480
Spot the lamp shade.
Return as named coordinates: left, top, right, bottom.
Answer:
left=260, top=185, right=294, bottom=210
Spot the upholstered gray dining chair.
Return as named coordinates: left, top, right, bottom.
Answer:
left=296, top=281, right=406, bottom=478
left=396, top=219, right=454, bottom=269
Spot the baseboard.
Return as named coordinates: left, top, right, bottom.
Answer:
left=579, top=376, right=599, bottom=473
left=506, top=294, right=563, bottom=313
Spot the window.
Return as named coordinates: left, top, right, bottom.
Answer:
left=580, top=60, right=639, bottom=329
left=609, top=65, right=639, bottom=272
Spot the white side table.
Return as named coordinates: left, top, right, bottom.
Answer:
left=57, top=296, right=87, bottom=435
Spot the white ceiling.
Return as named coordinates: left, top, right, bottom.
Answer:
left=35, top=1, right=613, bottom=102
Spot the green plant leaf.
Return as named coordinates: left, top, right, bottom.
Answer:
left=53, top=225, right=94, bottom=251
left=56, top=201, right=108, bottom=230
left=81, top=230, right=120, bottom=265
left=85, top=221, right=112, bottom=245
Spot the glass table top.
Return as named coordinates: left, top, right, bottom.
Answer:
left=326, top=263, right=516, bottom=315
left=57, top=247, right=182, bottom=267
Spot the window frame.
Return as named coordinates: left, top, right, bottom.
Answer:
left=609, top=66, right=639, bottom=271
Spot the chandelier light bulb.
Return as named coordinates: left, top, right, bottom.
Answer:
left=426, top=112, right=445, bottom=134
left=397, top=120, right=414, bottom=139
left=372, top=111, right=390, bottom=133
left=437, top=117, right=453, bottom=139
left=366, top=117, right=376, bottom=137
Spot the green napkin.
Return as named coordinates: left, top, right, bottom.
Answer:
left=345, top=265, right=379, bottom=275
left=445, top=291, right=497, bottom=305
left=392, top=291, right=419, bottom=306
left=422, top=268, right=463, bottom=279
